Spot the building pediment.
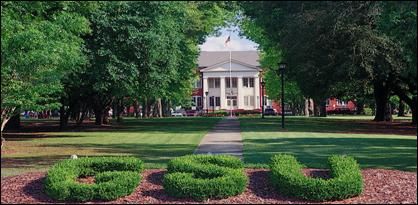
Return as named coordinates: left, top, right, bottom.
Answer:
left=200, top=59, right=261, bottom=73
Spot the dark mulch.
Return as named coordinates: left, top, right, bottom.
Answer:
left=76, top=176, right=95, bottom=185
left=1, top=169, right=416, bottom=204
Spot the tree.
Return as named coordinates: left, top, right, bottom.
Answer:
left=1, top=1, right=91, bottom=136
left=240, top=1, right=417, bottom=122
left=59, top=1, right=235, bottom=125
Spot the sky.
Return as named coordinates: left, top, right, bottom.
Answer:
left=199, top=26, right=259, bottom=51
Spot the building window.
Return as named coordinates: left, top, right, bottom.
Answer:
left=244, top=96, right=255, bottom=106
left=250, top=96, right=255, bottom=106
left=209, top=96, right=214, bottom=106
left=193, top=79, right=201, bottom=88
left=243, top=78, right=254, bottom=88
left=215, top=78, right=220, bottom=88
left=208, top=78, right=214, bottom=88
left=208, top=78, right=220, bottom=88
left=215, top=97, right=220, bottom=106
left=192, top=97, right=196, bottom=106
left=192, top=96, right=202, bottom=107
left=197, top=97, right=202, bottom=107
left=226, top=78, right=237, bottom=88
left=227, top=96, right=237, bottom=106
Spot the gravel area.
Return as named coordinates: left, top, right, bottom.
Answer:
left=1, top=168, right=416, bottom=204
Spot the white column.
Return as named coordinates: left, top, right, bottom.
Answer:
left=254, top=77, right=260, bottom=109
left=238, top=77, right=244, bottom=109
left=220, top=77, right=226, bottom=109
left=203, top=77, right=208, bottom=109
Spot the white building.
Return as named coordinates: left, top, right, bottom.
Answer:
left=192, top=51, right=270, bottom=111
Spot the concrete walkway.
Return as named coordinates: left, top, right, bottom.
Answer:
left=194, top=117, right=243, bottom=159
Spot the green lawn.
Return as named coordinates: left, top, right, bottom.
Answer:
left=1, top=117, right=221, bottom=177
left=240, top=116, right=417, bottom=171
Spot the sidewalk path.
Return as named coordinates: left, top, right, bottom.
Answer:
left=194, top=117, right=243, bottom=159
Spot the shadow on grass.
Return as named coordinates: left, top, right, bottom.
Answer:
left=1, top=143, right=198, bottom=170
left=243, top=137, right=417, bottom=171
left=6, top=117, right=222, bottom=134
left=240, top=117, right=417, bottom=135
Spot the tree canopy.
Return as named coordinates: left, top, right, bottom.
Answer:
left=240, top=1, right=417, bottom=122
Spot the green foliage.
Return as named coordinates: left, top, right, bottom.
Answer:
left=45, top=156, right=143, bottom=202
left=163, top=154, right=248, bottom=201
left=234, top=110, right=261, bottom=116
left=1, top=1, right=92, bottom=125
left=270, top=154, right=363, bottom=201
left=59, top=1, right=235, bottom=122
left=240, top=1, right=417, bottom=121
left=363, top=108, right=373, bottom=116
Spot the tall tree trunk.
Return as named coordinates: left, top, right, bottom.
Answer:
left=94, top=108, right=103, bottom=125
left=312, top=99, right=321, bottom=117
left=385, top=102, right=393, bottom=121
left=103, top=107, right=110, bottom=124
left=356, top=100, right=364, bottom=115
left=319, top=99, right=327, bottom=117
left=76, top=103, right=88, bottom=126
left=112, top=100, right=117, bottom=120
left=304, top=98, right=310, bottom=117
left=314, top=104, right=320, bottom=117
left=1, top=116, right=11, bottom=149
left=309, top=98, right=314, bottom=116
left=411, top=96, right=417, bottom=125
left=142, top=100, right=146, bottom=118
left=116, top=98, right=123, bottom=122
left=373, top=82, right=391, bottom=121
left=157, top=98, right=162, bottom=118
left=5, top=114, right=20, bottom=130
left=59, top=103, right=68, bottom=129
left=133, top=100, right=139, bottom=118
left=398, top=100, right=405, bottom=117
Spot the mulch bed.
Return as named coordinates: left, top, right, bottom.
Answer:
left=1, top=168, right=416, bottom=204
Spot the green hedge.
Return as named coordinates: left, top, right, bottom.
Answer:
left=45, top=156, right=143, bottom=202
left=270, top=154, right=363, bottom=201
left=163, top=154, right=248, bottom=201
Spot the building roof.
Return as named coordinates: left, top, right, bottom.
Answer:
left=198, top=51, right=260, bottom=68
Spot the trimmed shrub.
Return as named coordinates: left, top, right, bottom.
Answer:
left=45, top=156, right=143, bottom=202
left=270, top=154, right=363, bottom=201
left=163, top=154, right=248, bottom=201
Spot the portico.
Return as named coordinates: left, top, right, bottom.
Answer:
left=195, top=51, right=261, bottom=110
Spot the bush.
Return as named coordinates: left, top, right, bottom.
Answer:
left=270, top=154, right=363, bottom=201
left=364, top=107, right=373, bottom=116
left=45, top=156, right=143, bottom=202
left=163, top=154, right=248, bottom=201
left=235, top=110, right=261, bottom=116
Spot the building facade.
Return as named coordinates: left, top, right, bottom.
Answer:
left=190, top=51, right=357, bottom=115
left=191, top=51, right=270, bottom=111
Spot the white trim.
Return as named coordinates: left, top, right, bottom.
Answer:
left=200, top=59, right=261, bottom=72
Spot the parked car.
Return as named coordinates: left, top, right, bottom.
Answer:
left=264, top=108, right=277, bottom=116
left=186, top=110, right=202, bottom=116
left=171, top=111, right=184, bottom=117
left=278, top=109, right=293, bottom=116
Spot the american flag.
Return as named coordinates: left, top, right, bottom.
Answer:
left=225, top=35, right=230, bottom=47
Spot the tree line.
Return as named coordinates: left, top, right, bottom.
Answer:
left=1, top=1, right=236, bottom=132
left=239, top=1, right=417, bottom=123
left=1, top=1, right=416, bottom=135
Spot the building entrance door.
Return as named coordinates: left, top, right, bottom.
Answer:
left=227, top=96, right=238, bottom=109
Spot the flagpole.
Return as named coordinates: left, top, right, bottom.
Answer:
left=229, top=46, right=232, bottom=118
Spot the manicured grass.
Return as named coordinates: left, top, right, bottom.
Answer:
left=1, top=117, right=221, bottom=177
left=240, top=116, right=417, bottom=171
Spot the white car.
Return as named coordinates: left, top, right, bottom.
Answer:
left=171, top=111, right=184, bottom=117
